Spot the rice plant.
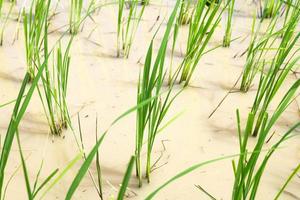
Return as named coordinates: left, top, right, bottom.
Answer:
left=262, top=0, right=282, bottom=19
left=0, top=1, right=14, bottom=46
left=241, top=0, right=300, bottom=93
left=69, top=0, right=83, bottom=34
left=275, top=162, right=300, bottom=199
left=65, top=93, right=160, bottom=199
left=37, top=37, right=73, bottom=135
left=0, top=48, right=49, bottom=200
left=135, top=0, right=182, bottom=187
left=16, top=129, right=59, bottom=199
left=232, top=105, right=300, bottom=199
left=223, top=0, right=235, bottom=47
left=240, top=12, right=281, bottom=92
left=249, top=5, right=300, bottom=137
left=23, top=0, right=50, bottom=81
left=179, top=0, right=228, bottom=86
left=178, top=0, right=193, bottom=25
left=117, top=0, right=146, bottom=58
left=143, top=116, right=300, bottom=200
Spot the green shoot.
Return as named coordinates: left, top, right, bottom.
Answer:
left=0, top=1, right=14, bottom=46
left=240, top=8, right=281, bottom=92
left=135, top=0, right=181, bottom=186
left=249, top=2, right=300, bottom=136
left=179, top=0, right=228, bottom=86
left=262, top=0, right=282, bottom=19
left=223, top=0, right=235, bottom=47
left=274, top=163, right=300, bottom=199
left=117, top=156, right=135, bottom=200
left=70, top=0, right=83, bottom=34
left=117, top=0, right=146, bottom=58
left=232, top=108, right=300, bottom=199
left=37, top=37, right=73, bottom=135
left=178, top=0, right=193, bottom=25
left=23, top=0, right=51, bottom=81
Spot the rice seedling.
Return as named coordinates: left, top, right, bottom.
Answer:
left=178, top=0, right=193, bottom=25
left=117, top=0, right=146, bottom=58
left=240, top=11, right=281, bottom=92
left=77, top=114, right=103, bottom=198
left=65, top=91, right=160, bottom=199
left=37, top=37, right=73, bottom=135
left=222, top=0, right=235, bottom=47
left=0, top=1, right=14, bottom=46
left=69, top=0, right=83, bottom=34
left=15, top=129, right=59, bottom=199
left=262, top=0, right=282, bottom=19
left=241, top=0, right=300, bottom=93
left=0, top=49, right=48, bottom=200
left=179, top=0, right=228, bottom=86
left=143, top=113, right=300, bottom=200
left=248, top=5, right=300, bottom=137
left=232, top=105, right=300, bottom=199
left=135, top=0, right=182, bottom=187
left=23, top=0, right=51, bottom=81
left=274, top=162, right=300, bottom=199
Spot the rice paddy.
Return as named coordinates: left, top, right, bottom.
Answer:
left=0, top=0, right=300, bottom=199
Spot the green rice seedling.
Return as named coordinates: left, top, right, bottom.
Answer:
left=241, top=0, right=300, bottom=92
left=179, top=0, right=228, bottom=86
left=274, top=162, right=300, bottom=199
left=37, top=37, right=73, bottom=135
left=281, top=0, right=300, bottom=36
left=240, top=9, right=282, bottom=92
left=117, top=0, right=146, bottom=58
left=77, top=114, right=103, bottom=198
left=23, top=0, right=50, bottom=81
left=222, top=0, right=235, bottom=47
left=69, top=0, right=83, bottom=34
left=95, top=116, right=103, bottom=200
left=249, top=4, right=300, bottom=137
left=143, top=116, right=300, bottom=199
left=232, top=105, right=300, bottom=199
left=15, top=129, right=59, bottom=199
left=145, top=153, right=240, bottom=199
left=262, top=0, right=282, bottom=19
left=135, top=0, right=182, bottom=186
left=0, top=1, right=14, bottom=46
left=0, top=50, right=48, bottom=199
left=116, top=156, right=135, bottom=200
left=65, top=92, right=160, bottom=199
left=178, top=0, right=193, bottom=25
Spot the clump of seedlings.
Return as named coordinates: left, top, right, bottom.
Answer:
left=117, top=0, right=146, bottom=58
left=135, top=0, right=182, bottom=187
left=241, top=0, right=300, bottom=92
left=223, top=0, right=235, bottom=47
left=232, top=100, right=300, bottom=199
left=248, top=2, right=300, bottom=137
left=240, top=9, right=281, bottom=92
left=38, top=37, right=73, bottom=136
left=23, top=0, right=51, bottom=81
left=69, top=0, right=83, bottom=34
left=179, top=0, right=228, bottom=86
